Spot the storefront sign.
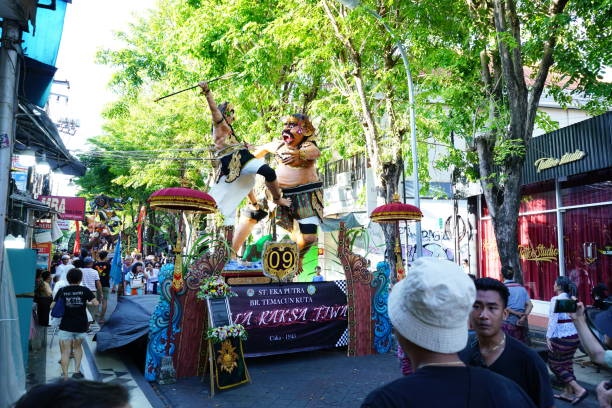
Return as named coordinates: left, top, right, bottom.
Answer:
left=518, top=244, right=559, bottom=262
left=37, top=196, right=85, bottom=221
left=534, top=149, right=586, bottom=173
left=230, top=281, right=347, bottom=357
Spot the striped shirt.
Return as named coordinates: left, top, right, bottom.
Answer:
left=81, top=267, right=100, bottom=292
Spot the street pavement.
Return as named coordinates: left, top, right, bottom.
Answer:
left=150, top=348, right=400, bottom=408
left=148, top=348, right=608, bottom=408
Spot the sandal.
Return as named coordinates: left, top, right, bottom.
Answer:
left=554, top=394, right=574, bottom=402
left=571, top=390, right=588, bottom=405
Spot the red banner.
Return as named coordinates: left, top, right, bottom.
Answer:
left=38, top=195, right=86, bottom=221
left=137, top=206, right=146, bottom=253
left=73, top=221, right=81, bottom=256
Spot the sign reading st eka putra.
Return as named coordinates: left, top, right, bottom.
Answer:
left=262, top=242, right=299, bottom=281
left=534, top=149, right=586, bottom=173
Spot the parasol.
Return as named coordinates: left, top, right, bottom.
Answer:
left=149, top=187, right=216, bottom=214
left=370, top=194, right=422, bottom=280
left=148, top=187, right=217, bottom=291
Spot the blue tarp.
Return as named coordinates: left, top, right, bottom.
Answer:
left=95, top=295, right=159, bottom=352
left=20, top=0, right=68, bottom=107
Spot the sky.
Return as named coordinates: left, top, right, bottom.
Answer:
left=52, top=0, right=157, bottom=153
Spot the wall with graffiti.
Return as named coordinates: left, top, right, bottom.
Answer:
left=319, top=199, right=473, bottom=278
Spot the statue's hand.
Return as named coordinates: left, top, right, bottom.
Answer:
left=198, top=81, right=210, bottom=94
left=280, top=150, right=299, bottom=164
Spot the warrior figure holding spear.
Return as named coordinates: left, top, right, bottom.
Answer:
left=198, top=81, right=290, bottom=246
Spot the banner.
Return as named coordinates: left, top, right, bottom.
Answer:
left=137, top=206, right=146, bottom=253
left=37, top=195, right=86, bottom=221
left=230, top=281, right=348, bottom=357
left=212, top=338, right=249, bottom=390
left=32, top=242, right=52, bottom=270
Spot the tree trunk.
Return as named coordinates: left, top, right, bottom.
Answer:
left=490, top=170, right=523, bottom=282
left=145, top=208, right=156, bottom=256
left=379, top=160, right=403, bottom=276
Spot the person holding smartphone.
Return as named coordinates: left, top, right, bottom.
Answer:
left=546, top=276, right=587, bottom=404
left=572, top=304, right=612, bottom=407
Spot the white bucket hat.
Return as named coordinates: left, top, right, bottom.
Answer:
left=388, top=257, right=475, bottom=354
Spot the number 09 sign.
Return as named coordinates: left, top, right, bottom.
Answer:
left=262, top=242, right=299, bottom=281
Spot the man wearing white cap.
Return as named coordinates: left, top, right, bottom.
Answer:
left=53, top=255, right=73, bottom=283
left=361, top=257, right=535, bottom=408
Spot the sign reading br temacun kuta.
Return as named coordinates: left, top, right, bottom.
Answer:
left=37, top=195, right=86, bottom=221
left=534, top=149, right=587, bottom=173
left=230, top=281, right=348, bottom=357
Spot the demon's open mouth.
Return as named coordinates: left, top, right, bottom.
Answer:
left=282, top=131, right=294, bottom=144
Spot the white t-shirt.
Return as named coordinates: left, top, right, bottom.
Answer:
left=81, top=267, right=100, bottom=292
left=54, top=263, right=73, bottom=282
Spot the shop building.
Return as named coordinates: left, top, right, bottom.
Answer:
left=474, top=112, right=611, bottom=317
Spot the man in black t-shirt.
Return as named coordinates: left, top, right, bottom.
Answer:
left=52, top=268, right=98, bottom=379
left=459, top=278, right=554, bottom=408
left=361, top=258, right=535, bottom=408
left=94, top=250, right=112, bottom=323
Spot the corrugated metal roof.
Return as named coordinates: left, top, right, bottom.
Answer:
left=522, top=112, right=612, bottom=185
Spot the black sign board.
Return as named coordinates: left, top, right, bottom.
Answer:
left=521, top=112, right=611, bottom=185
left=207, top=297, right=232, bottom=327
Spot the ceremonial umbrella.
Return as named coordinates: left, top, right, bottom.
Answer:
left=148, top=187, right=217, bottom=291
left=370, top=194, right=423, bottom=280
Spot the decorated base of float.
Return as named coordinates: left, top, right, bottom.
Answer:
left=127, top=223, right=394, bottom=395
left=96, top=186, right=411, bottom=395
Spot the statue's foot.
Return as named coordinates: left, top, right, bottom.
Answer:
left=274, top=197, right=291, bottom=207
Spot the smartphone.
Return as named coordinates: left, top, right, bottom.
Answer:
left=554, top=299, right=577, bottom=313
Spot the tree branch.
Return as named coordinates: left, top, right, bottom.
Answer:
left=492, top=0, right=519, bottom=99
left=321, top=0, right=360, bottom=65
left=505, top=0, right=526, bottom=96
left=526, top=0, right=569, bottom=136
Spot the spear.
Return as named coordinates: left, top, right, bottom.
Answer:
left=153, top=72, right=241, bottom=102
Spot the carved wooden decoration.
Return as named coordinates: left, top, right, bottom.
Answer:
left=174, top=244, right=230, bottom=378
left=337, top=222, right=374, bottom=357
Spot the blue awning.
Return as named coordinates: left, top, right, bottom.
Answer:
left=17, top=0, right=68, bottom=107
left=20, top=57, right=57, bottom=108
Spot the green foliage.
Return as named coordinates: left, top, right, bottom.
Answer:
left=493, top=139, right=527, bottom=166
left=81, top=0, right=610, bottom=219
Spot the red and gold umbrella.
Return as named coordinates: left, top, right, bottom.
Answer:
left=370, top=194, right=422, bottom=280
left=149, top=187, right=216, bottom=214
left=148, top=187, right=217, bottom=291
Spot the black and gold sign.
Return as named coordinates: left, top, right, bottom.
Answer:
left=212, top=337, right=249, bottom=390
left=262, top=242, right=299, bottom=281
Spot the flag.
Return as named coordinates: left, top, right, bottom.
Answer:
left=137, top=205, right=146, bottom=253
left=73, top=221, right=81, bottom=256
left=110, top=235, right=123, bottom=285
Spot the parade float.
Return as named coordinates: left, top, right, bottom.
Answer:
left=97, top=86, right=405, bottom=394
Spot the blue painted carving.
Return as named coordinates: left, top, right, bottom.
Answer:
left=371, top=261, right=392, bottom=354
left=144, top=264, right=183, bottom=381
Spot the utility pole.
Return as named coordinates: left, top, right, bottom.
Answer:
left=0, top=19, right=22, bottom=267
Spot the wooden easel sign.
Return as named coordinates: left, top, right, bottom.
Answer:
left=204, top=297, right=250, bottom=396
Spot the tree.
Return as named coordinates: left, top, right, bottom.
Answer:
left=89, top=0, right=611, bottom=280
left=420, top=0, right=610, bottom=282
left=91, top=0, right=441, bottom=272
